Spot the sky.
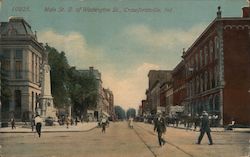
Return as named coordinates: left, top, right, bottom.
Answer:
left=0, top=0, right=247, bottom=111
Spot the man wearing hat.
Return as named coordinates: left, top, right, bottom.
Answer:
left=35, top=114, right=43, bottom=138
left=196, top=111, right=213, bottom=145
left=154, top=114, right=166, bottom=147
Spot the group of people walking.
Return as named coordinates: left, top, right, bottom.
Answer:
left=153, top=110, right=213, bottom=147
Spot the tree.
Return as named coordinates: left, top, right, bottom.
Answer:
left=46, top=45, right=70, bottom=108
left=67, top=67, right=97, bottom=118
left=114, top=106, right=126, bottom=120
left=46, top=44, right=98, bottom=118
left=126, top=108, right=136, bottom=119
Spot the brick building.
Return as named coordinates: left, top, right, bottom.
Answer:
left=146, top=70, right=172, bottom=114
left=182, top=6, right=250, bottom=125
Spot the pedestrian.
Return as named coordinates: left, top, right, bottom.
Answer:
left=31, top=115, right=35, bottom=132
left=70, top=117, right=74, bottom=126
left=128, top=117, right=133, bottom=129
left=75, top=117, right=78, bottom=126
left=65, top=116, right=70, bottom=129
left=154, top=114, right=166, bottom=147
left=101, top=116, right=107, bottom=133
left=196, top=111, right=213, bottom=145
left=193, top=114, right=200, bottom=131
left=34, top=115, right=43, bottom=138
left=10, top=118, right=16, bottom=129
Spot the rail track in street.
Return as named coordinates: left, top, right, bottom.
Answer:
left=133, top=123, right=195, bottom=157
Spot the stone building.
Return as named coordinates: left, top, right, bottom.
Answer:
left=78, top=67, right=114, bottom=121
left=102, top=88, right=114, bottom=118
left=0, top=17, right=46, bottom=121
left=182, top=6, right=250, bottom=125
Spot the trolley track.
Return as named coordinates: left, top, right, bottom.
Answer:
left=133, top=123, right=195, bottom=157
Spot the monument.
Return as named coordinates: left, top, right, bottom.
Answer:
left=38, top=51, right=57, bottom=119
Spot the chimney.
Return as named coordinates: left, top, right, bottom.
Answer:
left=242, top=7, right=250, bottom=18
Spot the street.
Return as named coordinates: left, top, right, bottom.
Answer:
left=0, top=122, right=250, bottom=157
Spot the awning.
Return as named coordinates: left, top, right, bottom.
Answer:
left=102, top=111, right=110, bottom=117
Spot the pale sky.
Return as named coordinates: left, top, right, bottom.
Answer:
left=0, top=0, right=247, bottom=111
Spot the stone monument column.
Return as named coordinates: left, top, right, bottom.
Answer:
left=39, top=51, right=56, bottom=119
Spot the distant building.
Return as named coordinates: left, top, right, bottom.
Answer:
left=141, top=99, right=148, bottom=115
left=172, top=60, right=187, bottom=116
left=78, top=67, right=114, bottom=121
left=146, top=70, right=172, bottom=114
left=0, top=17, right=47, bottom=121
left=102, top=88, right=114, bottom=118
left=182, top=6, right=250, bottom=125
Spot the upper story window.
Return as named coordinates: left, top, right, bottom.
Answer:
left=196, top=76, right=199, bottom=93
left=204, top=46, right=208, bottom=65
left=209, top=40, right=213, bottom=63
left=15, top=49, right=23, bottom=59
left=15, top=49, right=23, bottom=79
left=204, top=71, right=208, bottom=91
left=2, top=49, right=11, bottom=77
left=195, top=52, right=199, bottom=70
left=200, top=50, right=203, bottom=67
left=214, top=36, right=219, bottom=59
left=200, top=74, right=203, bottom=92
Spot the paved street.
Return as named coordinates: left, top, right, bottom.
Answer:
left=0, top=122, right=250, bottom=157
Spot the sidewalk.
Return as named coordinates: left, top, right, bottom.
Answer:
left=146, top=123, right=250, bottom=133
left=0, top=122, right=98, bottom=133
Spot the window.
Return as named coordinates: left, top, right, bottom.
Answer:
left=14, top=90, right=22, bottom=118
left=200, top=74, right=203, bottom=92
left=15, top=61, right=22, bottom=79
left=209, top=40, right=213, bottom=62
left=32, top=53, right=34, bottom=82
left=204, top=71, right=208, bottom=91
left=196, top=76, right=199, bottom=93
left=2, top=49, right=11, bottom=77
left=15, top=49, right=23, bottom=59
left=210, top=70, right=213, bottom=89
left=204, top=46, right=208, bottom=65
left=214, top=66, right=219, bottom=87
left=195, top=53, right=199, bottom=70
left=200, top=50, right=203, bottom=67
left=35, top=56, right=38, bottom=82
left=15, top=49, right=23, bottom=79
left=214, top=37, right=219, bottom=59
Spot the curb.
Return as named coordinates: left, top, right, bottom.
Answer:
left=0, top=126, right=98, bottom=134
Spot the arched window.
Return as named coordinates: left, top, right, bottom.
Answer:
left=196, top=76, right=199, bottom=93
left=204, top=46, right=208, bottom=65
left=214, top=36, right=219, bottom=59
left=204, top=71, right=208, bottom=91
left=209, top=40, right=213, bottom=62
left=200, top=74, right=203, bottom=92
left=200, top=50, right=203, bottom=67
left=195, top=52, right=199, bottom=70
left=214, top=65, right=219, bottom=86
left=214, top=95, right=220, bottom=112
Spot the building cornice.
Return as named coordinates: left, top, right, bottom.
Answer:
left=182, top=17, right=250, bottom=58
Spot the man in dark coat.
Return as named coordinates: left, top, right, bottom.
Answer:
left=196, top=111, right=213, bottom=145
left=154, top=115, right=166, bottom=147
left=35, top=115, right=42, bottom=138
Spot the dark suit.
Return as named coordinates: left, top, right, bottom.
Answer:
left=197, top=115, right=213, bottom=144
left=154, top=117, right=166, bottom=146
